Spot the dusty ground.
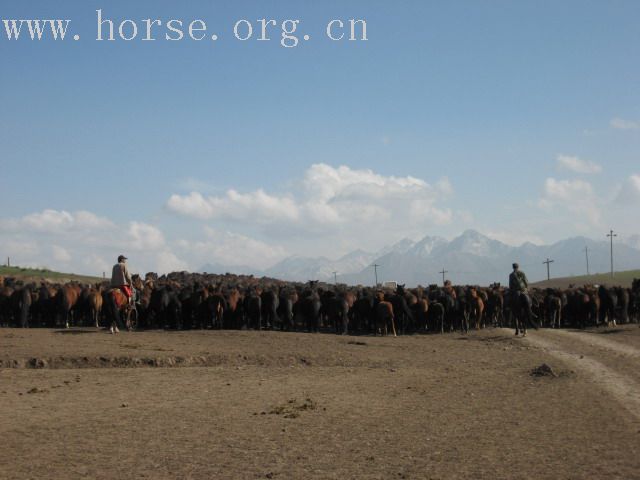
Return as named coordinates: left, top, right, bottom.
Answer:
left=1, top=326, right=639, bottom=480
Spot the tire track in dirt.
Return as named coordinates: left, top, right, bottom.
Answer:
left=518, top=330, right=640, bottom=421
left=550, top=329, right=640, bottom=358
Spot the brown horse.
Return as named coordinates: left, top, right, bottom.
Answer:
left=58, top=283, right=81, bottom=328
left=469, top=288, right=485, bottom=330
left=104, top=287, right=135, bottom=333
left=225, top=288, right=243, bottom=328
left=88, top=286, right=103, bottom=328
left=375, top=295, right=396, bottom=337
left=411, top=297, right=429, bottom=331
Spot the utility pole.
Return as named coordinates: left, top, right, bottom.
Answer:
left=332, top=271, right=338, bottom=285
left=439, top=268, right=448, bottom=285
left=584, top=246, right=590, bottom=276
left=371, top=264, right=380, bottom=287
left=6, top=257, right=9, bottom=267
left=607, top=229, right=617, bottom=278
left=543, top=258, right=554, bottom=281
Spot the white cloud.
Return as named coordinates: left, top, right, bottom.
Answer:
left=0, top=207, right=296, bottom=275
left=538, top=178, right=601, bottom=226
left=167, top=189, right=298, bottom=223
left=0, top=209, right=187, bottom=276
left=82, top=254, right=111, bottom=276
left=1, top=209, right=115, bottom=233
left=178, top=227, right=287, bottom=270
left=23, top=210, right=74, bottom=232
left=556, top=154, right=602, bottom=174
left=166, top=192, right=216, bottom=220
left=616, top=174, right=640, bottom=203
left=51, top=245, right=71, bottom=263
left=625, top=234, right=640, bottom=250
left=610, top=118, right=640, bottom=130
left=156, top=250, right=189, bottom=273
left=166, top=164, right=453, bottom=237
left=542, top=178, right=592, bottom=201
left=127, top=222, right=165, bottom=251
left=0, top=238, right=40, bottom=259
left=74, top=211, right=116, bottom=230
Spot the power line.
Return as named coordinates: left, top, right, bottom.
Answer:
left=439, top=268, right=448, bottom=285
left=542, top=258, right=554, bottom=281
left=371, top=264, right=380, bottom=287
left=607, top=229, right=617, bottom=278
left=584, top=246, right=590, bottom=276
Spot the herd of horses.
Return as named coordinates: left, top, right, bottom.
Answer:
left=1, top=272, right=639, bottom=337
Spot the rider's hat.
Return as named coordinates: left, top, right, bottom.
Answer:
left=512, top=262, right=519, bottom=269
left=118, top=255, right=128, bottom=262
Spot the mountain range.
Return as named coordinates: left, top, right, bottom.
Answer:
left=199, top=230, right=640, bottom=286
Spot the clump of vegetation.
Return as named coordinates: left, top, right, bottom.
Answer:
left=268, top=397, right=318, bottom=419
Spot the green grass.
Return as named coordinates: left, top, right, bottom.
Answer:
left=532, top=269, right=640, bottom=289
left=0, top=266, right=103, bottom=284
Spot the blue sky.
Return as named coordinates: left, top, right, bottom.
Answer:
left=1, top=1, right=639, bottom=275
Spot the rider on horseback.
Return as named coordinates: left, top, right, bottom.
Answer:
left=111, top=255, right=133, bottom=305
left=509, top=263, right=537, bottom=320
left=443, top=280, right=457, bottom=299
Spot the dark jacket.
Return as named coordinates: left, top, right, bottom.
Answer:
left=509, top=270, right=529, bottom=292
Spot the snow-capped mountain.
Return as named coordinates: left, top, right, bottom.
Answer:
left=200, top=230, right=640, bottom=286
left=340, top=231, right=640, bottom=286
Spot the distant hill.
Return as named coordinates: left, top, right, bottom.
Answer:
left=532, top=269, right=640, bottom=289
left=0, top=266, right=103, bottom=284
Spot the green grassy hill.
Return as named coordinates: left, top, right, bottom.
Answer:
left=532, top=269, right=640, bottom=289
left=0, top=266, right=103, bottom=284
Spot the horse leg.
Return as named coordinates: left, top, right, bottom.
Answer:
left=557, top=308, right=561, bottom=329
left=389, top=315, right=397, bottom=337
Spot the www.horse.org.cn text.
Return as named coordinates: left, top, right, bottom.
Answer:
left=1, top=10, right=368, bottom=48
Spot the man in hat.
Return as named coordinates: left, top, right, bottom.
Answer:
left=509, top=262, right=537, bottom=321
left=111, top=255, right=133, bottom=301
left=443, top=279, right=457, bottom=300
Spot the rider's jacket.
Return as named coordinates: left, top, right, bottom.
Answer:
left=509, top=270, right=529, bottom=293
left=111, top=261, right=132, bottom=287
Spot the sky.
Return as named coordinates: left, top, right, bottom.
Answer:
left=1, top=0, right=639, bottom=276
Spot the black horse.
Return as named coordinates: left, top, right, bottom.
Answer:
left=598, top=286, right=617, bottom=327
left=386, top=285, right=414, bottom=335
left=507, top=291, right=537, bottom=336
left=297, top=291, right=321, bottom=333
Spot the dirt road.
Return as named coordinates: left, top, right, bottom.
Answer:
left=520, top=327, right=640, bottom=420
left=1, top=326, right=639, bottom=479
